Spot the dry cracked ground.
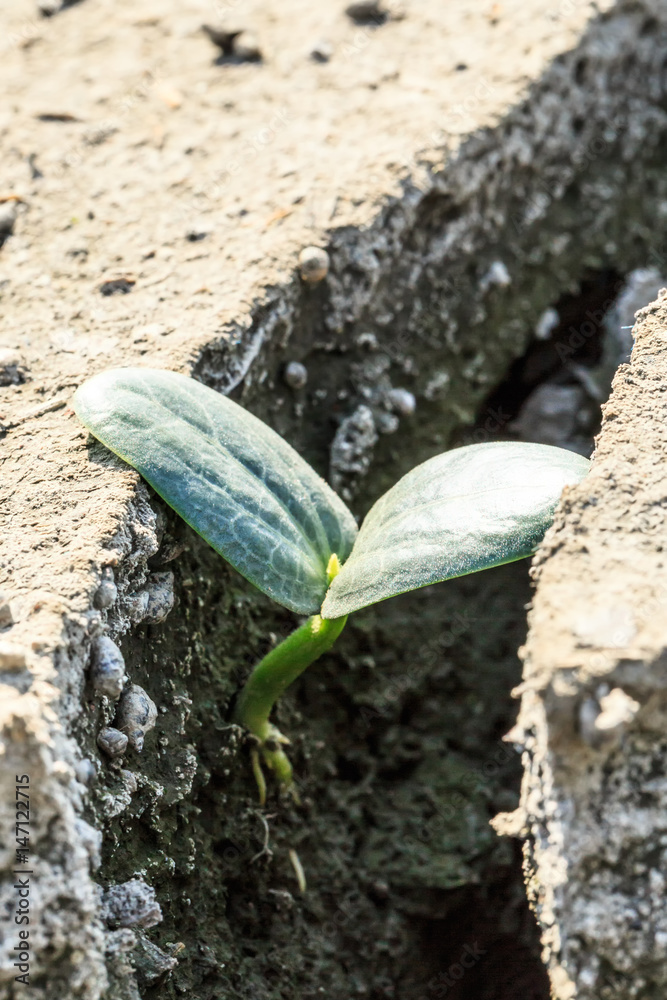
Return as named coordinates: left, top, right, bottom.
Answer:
left=2, top=1, right=667, bottom=998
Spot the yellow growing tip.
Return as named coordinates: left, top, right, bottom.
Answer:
left=326, top=552, right=341, bottom=583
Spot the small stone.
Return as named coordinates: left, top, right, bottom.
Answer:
left=535, top=307, right=560, bottom=341
left=37, top=0, right=63, bottom=15
left=0, top=349, right=27, bottom=386
left=298, top=246, right=330, bottom=284
left=75, top=758, right=97, bottom=786
left=375, top=412, right=399, bottom=434
left=125, top=589, right=150, bottom=623
left=511, top=383, right=586, bottom=447
left=330, top=405, right=378, bottom=500
left=345, top=1, right=388, bottom=24
left=143, top=571, right=175, bottom=624
left=98, top=277, right=135, bottom=296
left=0, top=593, right=13, bottom=628
left=310, top=39, right=333, bottom=63
left=202, top=25, right=262, bottom=62
left=234, top=33, right=262, bottom=62
left=386, top=387, right=416, bottom=416
left=120, top=769, right=138, bottom=794
left=0, top=642, right=27, bottom=671
left=114, top=684, right=158, bottom=751
left=356, top=332, right=379, bottom=351
left=94, top=570, right=118, bottom=610
left=90, top=636, right=126, bottom=700
left=283, top=361, right=308, bottom=390
left=479, top=260, right=511, bottom=292
left=97, top=727, right=128, bottom=758
left=75, top=818, right=102, bottom=870
left=0, top=202, right=18, bottom=239
left=134, top=937, right=179, bottom=984
left=105, top=928, right=137, bottom=958
left=102, top=879, right=162, bottom=930
left=595, top=688, right=640, bottom=733
left=201, top=24, right=241, bottom=55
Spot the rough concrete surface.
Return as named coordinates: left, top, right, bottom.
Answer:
left=495, top=293, right=667, bottom=1000
left=2, top=0, right=667, bottom=997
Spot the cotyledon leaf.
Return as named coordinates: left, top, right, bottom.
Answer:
left=74, top=368, right=358, bottom=615
left=321, top=441, right=590, bottom=619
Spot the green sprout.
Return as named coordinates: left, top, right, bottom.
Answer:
left=74, top=367, right=590, bottom=802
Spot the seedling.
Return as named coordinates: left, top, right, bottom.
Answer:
left=74, top=368, right=589, bottom=802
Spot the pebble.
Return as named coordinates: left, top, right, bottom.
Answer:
left=386, top=387, right=416, bottom=416
left=0, top=202, right=18, bottom=240
left=535, top=307, right=560, bottom=341
left=310, top=40, right=333, bottom=63
left=375, top=412, right=399, bottom=434
left=75, top=818, right=102, bottom=870
left=75, top=758, right=97, bottom=786
left=283, top=361, right=308, bottom=390
left=298, top=246, right=330, bottom=284
left=94, top=570, right=118, bottom=610
left=105, top=929, right=137, bottom=958
left=234, top=33, right=262, bottom=62
left=120, top=769, right=138, bottom=794
left=90, top=636, right=127, bottom=700
left=133, top=938, right=179, bottom=983
left=0, top=593, right=13, bottom=628
left=98, top=277, right=135, bottom=296
left=356, top=332, right=379, bottom=351
left=0, top=349, right=27, bottom=386
left=345, top=1, right=387, bottom=23
left=143, top=571, right=175, bottom=624
left=97, top=727, right=128, bottom=758
left=330, top=405, right=378, bottom=500
left=511, top=383, right=586, bottom=448
left=125, top=589, right=150, bottom=623
left=201, top=25, right=262, bottom=62
left=0, top=642, right=27, bottom=671
left=102, top=879, right=163, bottom=930
left=37, top=0, right=63, bottom=14
left=114, top=684, right=158, bottom=752
left=479, top=260, right=511, bottom=292
left=201, top=25, right=242, bottom=56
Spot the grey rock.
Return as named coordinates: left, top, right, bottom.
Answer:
left=330, top=404, right=378, bottom=501
left=90, top=636, right=126, bottom=699
left=283, top=361, right=308, bottom=389
left=298, top=246, right=330, bottom=284
left=114, top=684, right=158, bottom=752
left=97, top=727, right=128, bottom=758
left=0, top=348, right=27, bottom=386
left=102, top=879, right=162, bottom=930
left=93, top=570, right=118, bottom=610
left=385, top=387, right=416, bottom=416
left=143, top=571, right=175, bottom=624
left=0, top=593, right=13, bottom=628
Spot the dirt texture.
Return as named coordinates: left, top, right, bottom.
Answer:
left=496, top=292, right=667, bottom=1000
left=3, top=0, right=667, bottom=998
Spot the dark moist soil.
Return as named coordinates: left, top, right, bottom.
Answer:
left=89, top=272, right=623, bottom=1000
left=88, top=516, right=544, bottom=1000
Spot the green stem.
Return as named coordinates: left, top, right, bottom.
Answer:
left=234, top=612, right=347, bottom=799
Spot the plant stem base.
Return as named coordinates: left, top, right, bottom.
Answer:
left=234, top=612, right=347, bottom=803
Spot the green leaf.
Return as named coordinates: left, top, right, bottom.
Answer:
left=321, top=441, right=589, bottom=618
left=74, top=368, right=357, bottom=615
